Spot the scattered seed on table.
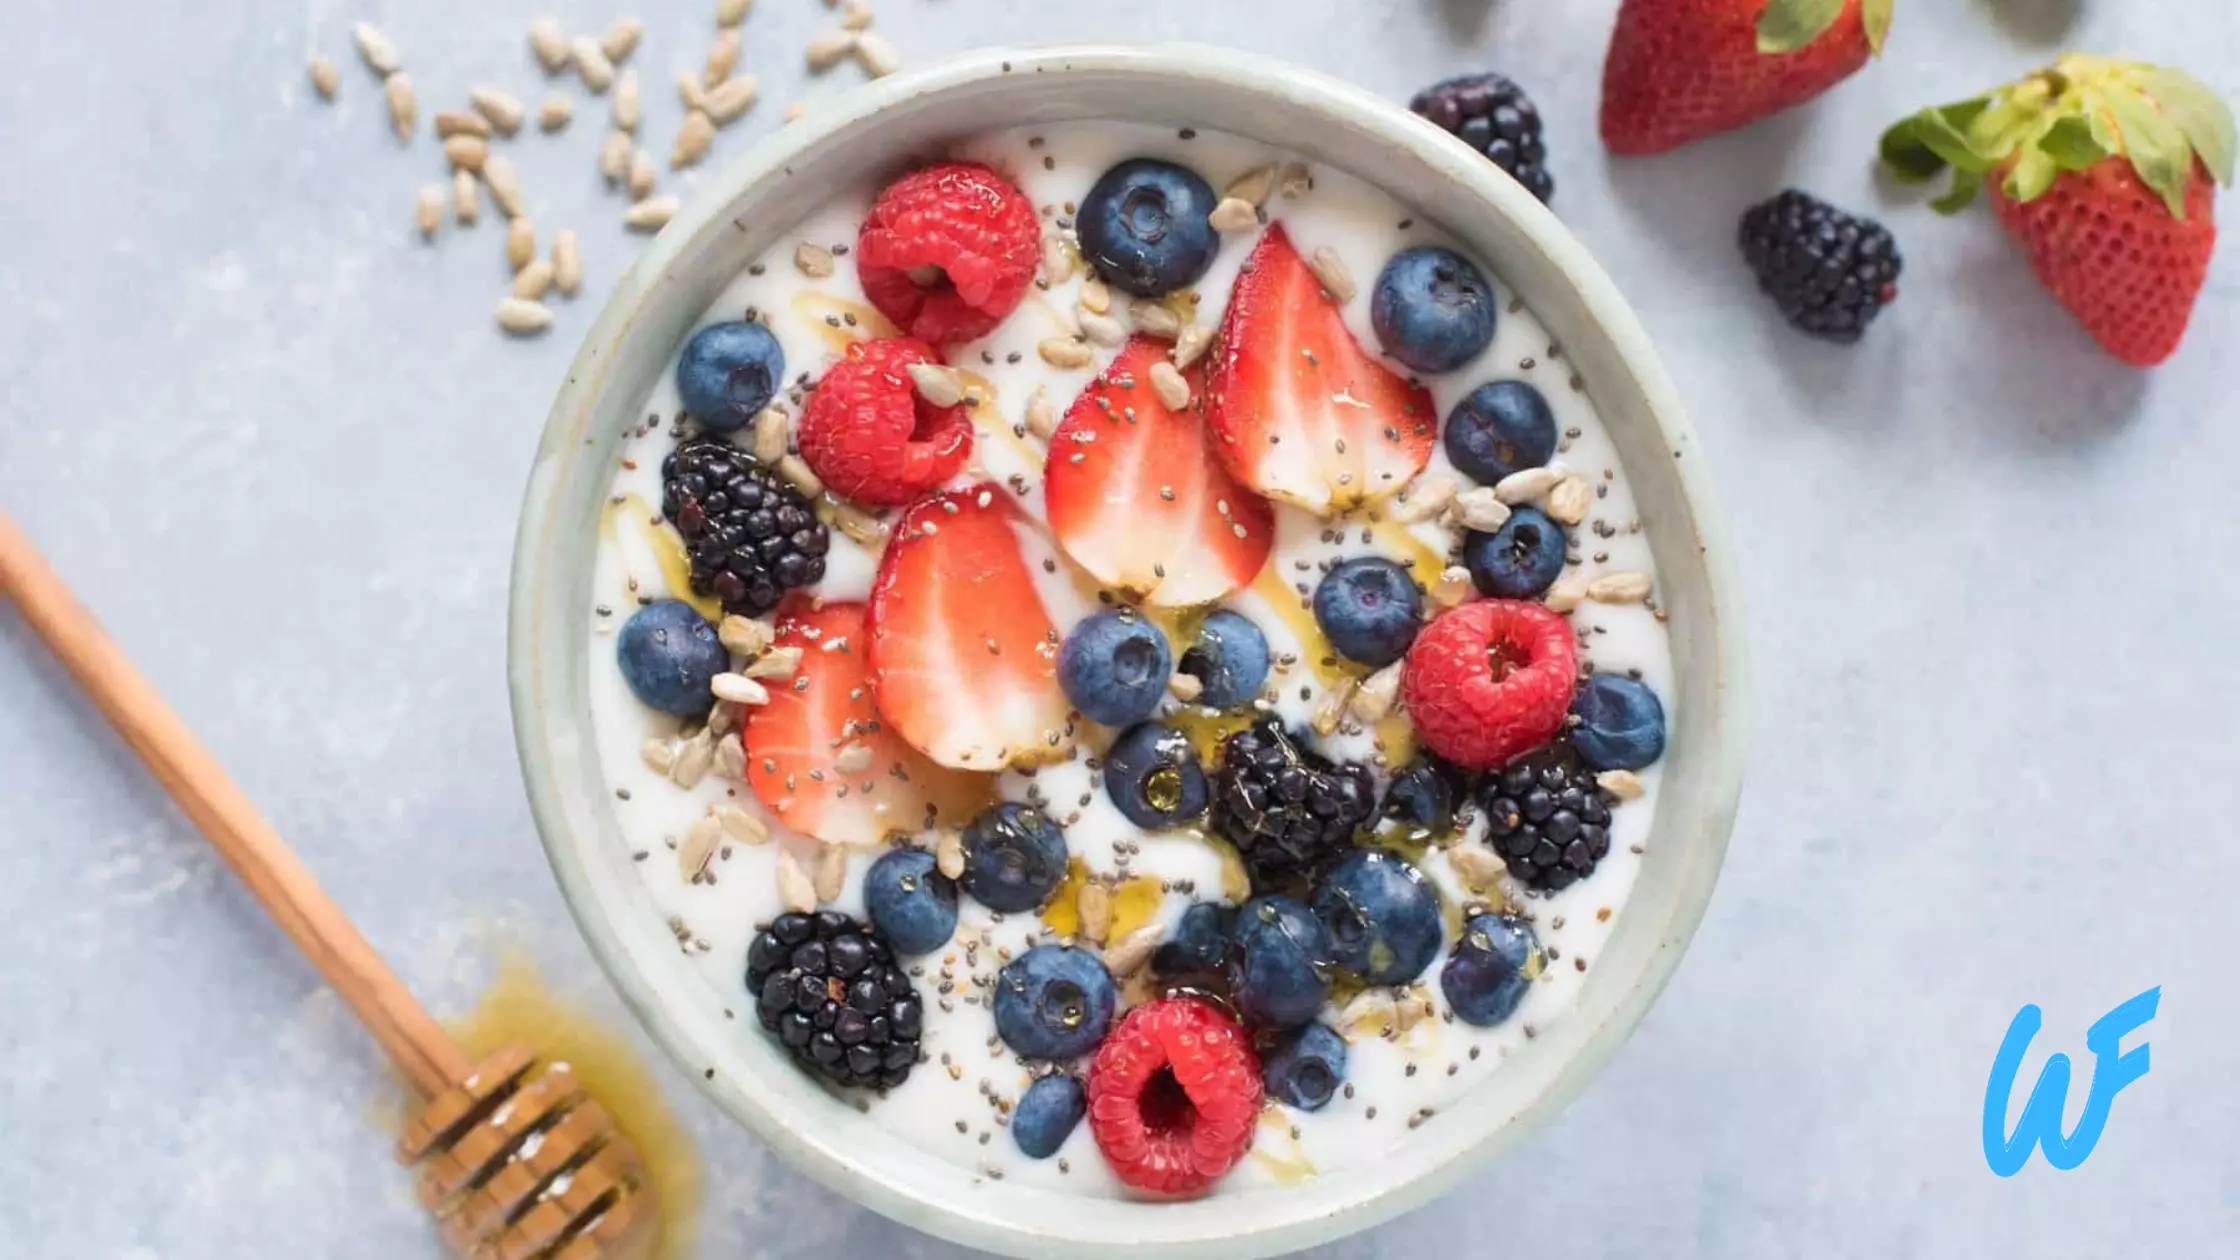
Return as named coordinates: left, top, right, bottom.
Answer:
left=612, top=69, right=641, bottom=132
left=625, top=196, right=679, bottom=231
left=506, top=218, right=537, bottom=271
left=628, top=147, right=657, bottom=198
left=308, top=56, right=340, bottom=100
left=451, top=168, right=479, bottom=225
left=572, top=36, right=616, bottom=92
left=718, top=0, right=752, bottom=27
left=539, top=95, right=573, bottom=132
left=855, top=31, right=901, bottom=77
left=434, top=109, right=490, bottom=139
left=529, top=18, right=571, bottom=73
left=806, top=31, right=856, bottom=72
left=415, top=186, right=443, bottom=239
left=552, top=230, right=581, bottom=295
left=706, top=28, right=742, bottom=85
left=496, top=297, right=553, bottom=335
left=352, top=22, right=401, bottom=77
left=512, top=258, right=556, bottom=301
left=383, top=73, right=417, bottom=141
left=706, top=74, right=758, bottom=124
left=671, top=110, right=714, bottom=167
left=482, top=152, right=525, bottom=217
left=442, top=134, right=488, bottom=171
left=601, top=18, right=643, bottom=64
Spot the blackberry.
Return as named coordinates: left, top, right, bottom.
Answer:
left=1409, top=73, right=1554, bottom=204
left=747, top=910, right=922, bottom=1090
left=1479, top=741, right=1616, bottom=892
left=1210, top=721, right=1376, bottom=890
left=661, top=435, right=829, bottom=618
left=1738, top=190, right=1902, bottom=343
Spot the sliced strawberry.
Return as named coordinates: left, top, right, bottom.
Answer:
left=1204, top=224, right=1437, bottom=515
left=866, top=487, right=1077, bottom=770
left=1042, top=336, right=1273, bottom=607
left=741, top=601, right=990, bottom=846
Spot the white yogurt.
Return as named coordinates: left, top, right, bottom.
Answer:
left=583, top=121, right=1674, bottom=1197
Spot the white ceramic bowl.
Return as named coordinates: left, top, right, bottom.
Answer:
left=510, top=43, right=1746, bottom=1260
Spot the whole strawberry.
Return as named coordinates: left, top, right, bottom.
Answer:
left=1881, top=55, right=2235, bottom=366
left=1602, top=0, right=1894, bottom=156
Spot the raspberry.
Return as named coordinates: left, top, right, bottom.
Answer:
left=1086, top=996, right=1262, bottom=1197
left=856, top=163, right=1040, bottom=344
left=1400, top=599, right=1577, bottom=770
left=797, top=337, right=974, bottom=507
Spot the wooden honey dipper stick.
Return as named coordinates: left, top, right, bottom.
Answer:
left=0, top=511, right=654, bottom=1260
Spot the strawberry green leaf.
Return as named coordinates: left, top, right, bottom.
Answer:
left=2003, top=145, right=2058, bottom=202
left=2102, top=80, right=2197, bottom=217
left=1880, top=118, right=1948, bottom=183
left=1860, top=0, right=1894, bottom=55
left=1756, top=0, right=1846, bottom=54
left=1893, top=103, right=1998, bottom=175
left=1931, top=169, right=1981, bottom=215
left=2141, top=66, right=2236, bottom=186
left=2039, top=115, right=2110, bottom=171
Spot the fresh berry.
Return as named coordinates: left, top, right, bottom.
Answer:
left=661, top=435, right=830, bottom=617
left=1402, top=600, right=1579, bottom=769
left=1013, top=1074, right=1088, bottom=1159
left=1262, top=1023, right=1347, bottom=1112
left=1075, top=159, right=1223, bottom=297
left=1045, top=337, right=1272, bottom=605
left=615, top=599, right=728, bottom=717
left=1380, top=759, right=1462, bottom=839
left=1481, top=741, right=1616, bottom=891
left=1409, top=73, right=1555, bottom=203
left=1177, top=609, right=1270, bottom=710
left=1441, top=912, right=1542, bottom=1026
left=1312, top=556, right=1424, bottom=668
left=1229, top=894, right=1335, bottom=1028
left=1104, top=722, right=1209, bottom=830
left=1086, top=996, right=1263, bottom=1197
left=1310, top=850, right=1442, bottom=986
left=1570, top=673, right=1667, bottom=770
left=1464, top=505, right=1566, bottom=600
left=1601, top=0, right=1890, bottom=157
left=796, top=337, right=974, bottom=507
left=1444, top=380, right=1556, bottom=485
left=862, top=848, right=959, bottom=956
left=1152, top=902, right=1231, bottom=979
left=747, top=910, right=922, bottom=1090
left=855, top=162, right=1040, bottom=343
left=994, top=944, right=1118, bottom=1060
left=1738, top=191, right=1901, bottom=343
left=1210, top=721, right=1378, bottom=888
left=1205, top=224, right=1436, bottom=514
left=865, top=486, right=1076, bottom=770
left=676, top=320, right=785, bottom=431
left=958, top=802, right=1070, bottom=913
left=1370, top=246, right=1497, bottom=375
left=742, top=603, right=988, bottom=846
left=1057, top=608, right=1173, bottom=727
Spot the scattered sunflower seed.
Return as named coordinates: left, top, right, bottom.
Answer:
left=628, top=147, right=657, bottom=199
left=537, top=94, right=572, bottom=132
left=1308, top=247, right=1356, bottom=302
left=1585, top=571, right=1652, bottom=604
left=711, top=672, right=770, bottom=706
left=1172, top=323, right=1213, bottom=369
left=529, top=18, right=571, bottom=74
left=1278, top=162, right=1312, bottom=198
left=308, top=56, right=341, bottom=100
left=1446, top=843, right=1507, bottom=891
left=679, top=816, right=721, bottom=881
left=1431, top=565, right=1474, bottom=608
left=496, top=297, right=554, bottom=335
left=671, top=109, right=714, bottom=167
left=806, top=31, right=857, bottom=72
left=506, top=218, right=537, bottom=271
left=908, top=363, right=967, bottom=408
left=670, top=727, right=717, bottom=788
left=452, top=169, right=480, bottom=225
left=601, top=18, right=643, bottom=64
left=415, top=186, right=444, bottom=239
left=435, top=109, right=491, bottom=139
left=714, top=732, right=748, bottom=781
left=1167, top=671, right=1203, bottom=702
left=352, top=22, right=401, bottom=77
left=512, top=258, right=556, bottom=301
left=1078, top=310, right=1126, bottom=347
left=841, top=0, right=877, bottom=31
left=677, top=71, right=711, bottom=113
left=719, top=615, right=774, bottom=657
left=1311, top=677, right=1357, bottom=736
left=706, top=28, right=742, bottom=85
left=935, top=828, right=965, bottom=880
left=571, top=37, right=616, bottom=92
left=1390, top=472, right=1457, bottom=524
left=442, top=134, right=488, bottom=171
left=1546, top=475, right=1591, bottom=526
left=705, top=74, right=758, bottom=124
left=625, top=196, right=679, bottom=231
left=1041, top=236, right=1075, bottom=285
left=1543, top=576, right=1587, bottom=613
left=717, top=0, right=753, bottom=27
left=1130, top=299, right=1180, bottom=339
left=1024, top=387, right=1058, bottom=440
left=1078, top=275, right=1111, bottom=314
left=1101, top=924, right=1160, bottom=978
left=1037, top=338, right=1092, bottom=369
left=744, top=644, right=804, bottom=680
left=776, top=453, right=824, bottom=497
left=640, top=737, right=678, bottom=774
left=815, top=842, right=849, bottom=902
left=753, top=408, right=789, bottom=464
left=1225, top=162, right=1278, bottom=207
left=1451, top=486, right=1511, bottom=532
left=1207, top=197, right=1259, bottom=234
left=1148, top=360, right=1191, bottom=410
left=383, top=73, right=417, bottom=141
left=469, top=86, right=526, bottom=135
left=551, top=229, right=581, bottom=294
left=716, top=803, right=769, bottom=845
left=1075, top=881, right=1112, bottom=946
left=794, top=242, right=836, bottom=278
left=777, top=847, right=818, bottom=913
left=1337, top=989, right=1397, bottom=1042
left=1597, top=769, right=1646, bottom=801
left=1493, top=465, right=1563, bottom=506
left=1349, top=663, right=1403, bottom=723
left=482, top=152, right=525, bottom=217
left=854, top=31, right=901, bottom=77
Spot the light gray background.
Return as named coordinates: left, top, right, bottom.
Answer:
left=4, top=0, right=2235, bottom=1256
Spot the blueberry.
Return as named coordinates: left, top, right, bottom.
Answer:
left=676, top=320, right=785, bottom=432
left=1230, top=895, right=1335, bottom=1029
left=1058, top=610, right=1172, bottom=727
left=1262, top=1023, right=1347, bottom=1112
left=1104, top=722, right=1208, bottom=829
left=959, top=803, right=1069, bottom=913
left=616, top=600, right=728, bottom=716
left=1371, top=246, right=1497, bottom=374
left=993, top=945, right=1117, bottom=1060
left=1177, top=610, right=1270, bottom=710
left=1310, top=850, right=1443, bottom=985
left=1312, top=557, right=1423, bottom=668
left=1442, top=913, right=1541, bottom=1026
left=862, top=849, right=958, bottom=955
left=1444, top=381, right=1556, bottom=485
left=1380, top=761, right=1459, bottom=839
left=1076, top=159, right=1222, bottom=297
left=1152, top=902, right=1230, bottom=978
left=1012, top=1073, right=1087, bottom=1158
left=1570, top=673, right=1667, bottom=770
left=1464, top=505, right=1566, bottom=599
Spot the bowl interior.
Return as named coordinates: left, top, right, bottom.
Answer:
left=510, top=43, right=1744, bottom=1260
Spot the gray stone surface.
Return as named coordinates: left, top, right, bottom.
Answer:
left=3, top=1, right=2236, bottom=1256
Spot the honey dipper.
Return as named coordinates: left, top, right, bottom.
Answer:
left=0, top=511, right=654, bottom=1260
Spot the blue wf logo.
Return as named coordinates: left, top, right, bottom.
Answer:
left=1982, top=986, right=2160, bottom=1176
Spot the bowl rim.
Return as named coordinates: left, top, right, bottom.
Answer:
left=510, top=41, right=1747, bottom=1260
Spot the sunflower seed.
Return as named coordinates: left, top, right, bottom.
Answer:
left=794, top=242, right=836, bottom=278
left=824, top=500, right=889, bottom=547
left=742, top=643, right=803, bottom=678
left=624, top=196, right=677, bottom=232
left=1173, top=323, right=1213, bottom=368
left=550, top=229, right=581, bottom=294
left=603, top=70, right=639, bottom=132
left=511, top=258, right=555, bottom=301
left=717, top=0, right=752, bottom=27
left=572, top=37, right=615, bottom=92
left=529, top=19, right=571, bottom=73
left=1308, top=247, right=1356, bottom=302
left=841, top=0, right=876, bottom=30
left=936, top=828, right=965, bottom=879
left=1446, top=843, right=1507, bottom=891
left=777, top=848, right=818, bottom=913
left=506, top=218, right=537, bottom=270
left=753, top=408, right=790, bottom=463
left=1149, top=360, right=1191, bottom=410
left=1543, top=576, right=1587, bottom=613
left=1078, top=310, right=1126, bottom=348
left=706, top=28, right=742, bottom=85
left=833, top=741, right=875, bottom=774
left=1431, top=565, right=1473, bottom=608
left=1390, top=473, right=1456, bottom=524
left=714, top=732, right=748, bottom=780
left=414, top=186, right=444, bottom=239
left=1224, top=162, right=1278, bottom=207
left=442, top=134, right=488, bottom=171
left=1337, top=990, right=1397, bottom=1041
left=639, top=738, right=677, bottom=774
left=482, top=153, right=525, bottom=218
left=1493, top=466, right=1562, bottom=506
left=908, top=363, right=967, bottom=408
left=352, top=23, right=401, bottom=76
left=1076, top=881, right=1112, bottom=946
left=308, top=56, right=341, bottom=100
left=719, top=615, right=774, bottom=657
left=1167, top=671, right=1203, bottom=702
left=1350, top=662, right=1403, bottom=723
left=383, top=73, right=417, bottom=141
left=601, top=18, right=643, bottom=64
left=452, top=169, right=480, bottom=225
left=1278, top=162, right=1312, bottom=199
left=1078, top=275, right=1111, bottom=314
left=470, top=86, right=526, bottom=135
left=777, top=454, right=823, bottom=497
left=1451, top=486, right=1511, bottom=532
left=496, top=297, right=553, bottom=335
left=816, top=843, right=850, bottom=900
left=1311, top=677, right=1356, bottom=736
left=1546, top=475, right=1591, bottom=526
left=806, top=31, right=857, bottom=72
left=671, top=110, right=714, bottom=167
left=1130, top=300, right=1180, bottom=339
left=711, top=672, right=769, bottom=706
left=1207, top=197, right=1258, bottom=233
left=1040, top=236, right=1076, bottom=285
left=1024, top=387, right=1058, bottom=440
left=1585, top=571, right=1652, bottom=604
left=678, top=817, right=721, bottom=881
left=627, top=147, right=657, bottom=198
left=676, top=71, right=710, bottom=114
left=435, top=109, right=490, bottom=139
left=1038, top=338, right=1092, bottom=369
left=1597, top=769, right=1646, bottom=801
left=854, top=31, right=901, bottom=77
left=535, top=95, right=571, bottom=132
left=716, top=803, right=769, bottom=845
left=705, top=74, right=758, bottom=123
